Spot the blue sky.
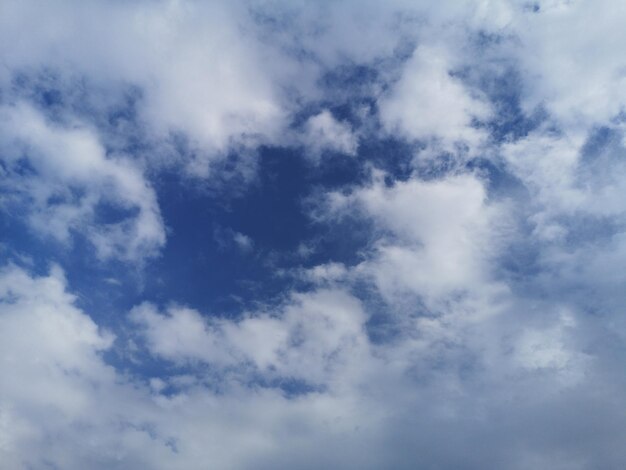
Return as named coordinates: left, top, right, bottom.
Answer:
left=2, top=1, right=626, bottom=469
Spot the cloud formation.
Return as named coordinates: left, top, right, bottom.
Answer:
left=0, top=103, right=165, bottom=261
left=2, top=1, right=626, bottom=469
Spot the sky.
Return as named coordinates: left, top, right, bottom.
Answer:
left=2, top=0, right=626, bottom=468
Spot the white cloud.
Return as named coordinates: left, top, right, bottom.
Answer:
left=3, top=1, right=626, bottom=468
left=0, top=0, right=512, bottom=175
left=303, top=262, right=349, bottom=284
left=0, top=266, right=382, bottom=468
left=380, top=45, right=491, bottom=150
left=131, top=289, right=369, bottom=385
left=501, top=124, right=626, bottom=245
left=0, top=265, right=120, bottom=468
left=326, top=171, right=509, bottom=309
left=0, top=0, right=293, bottom=172
left=303, top=110, right=358, bottom=160
left=0, top=103, right=165, bottom=261
left=3, top=261, right=624, bottom=469
left=500, top=129, right=585, bottom=234
left=507, top=0, right=626, bottom=130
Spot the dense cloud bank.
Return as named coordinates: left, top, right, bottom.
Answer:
left=2, top=1, right=626, bottom=469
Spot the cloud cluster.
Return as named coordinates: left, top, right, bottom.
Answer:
left=0, top=103, right=165, bottom=261
left=0, top=0, right=290, bottom=154
left=3, top=0, right=626, bottom=469
left=1, top=259, right=623, bottom=469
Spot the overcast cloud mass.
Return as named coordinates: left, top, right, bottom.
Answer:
left=2, top=1, right=626, bottom=468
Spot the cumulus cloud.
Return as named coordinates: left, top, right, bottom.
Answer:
left=302, top=110, right=358, bottom=160
left=0, top=266, right=371, bottom=469
left=131, top=289, right=368, bottom=385
left=0, top=103, right=165, bottom=261
left=325, top=170, right=509, bottom=309
left=0, top=0, right=516, bottom=261
left=380, top=45, right=491, bottom=150
left=0, top=0, right=292, bottom=166
left=2, top=256, right=624, bottom=469
left=506, top=0, right=626, bottom=129
left=3, top=0, right=626, bottom=469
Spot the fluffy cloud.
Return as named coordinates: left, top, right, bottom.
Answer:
left=0, top=0, right=292, bottom=164
left=325, top=171, right=508, bottom=308
left=0, top=103, right=165, bottom=261
left=0, top=0, right=517, bottom=261
left=507, top=0, right=626, bottom=129
left=380, top=45, right=491, bottom=149
left=2, top=256, right=625, bottom=469
left=131, top=289, right=368, bottom=385
left=3, top=1, right=626, bottom=469
left=0, top=265, right=121, bottom=468
left=303, top=110, right=358, bottom=160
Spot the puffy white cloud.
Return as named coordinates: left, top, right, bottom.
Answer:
left=0, top=265, right=121, bottom=468
left=0, top=0, right=514, bottom=173
left=325, top=171, right=509, bottom=309
left=3, top=259, right=625, bottom=469
left=302, top=262, right=349, bottom=284
left=0, top=266, right=387, bottom=468
left=500, top=124, right=626, bottom=248
left=0, top=103, right=165, bottom=261
left=380, top=45, right=491, bottom=150
left=3, top=1, right=626, bottom=468
left=507, top=0, right=626, bottom=130
left=0, top=0, right=292, bottom=168
left=0, top=0, right=536, bottom=266
left=131, top=289, right=369, bottom=385
left=303, top=110, right=358, bottom=160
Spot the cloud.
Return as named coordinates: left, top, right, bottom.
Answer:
left=506, top=0, right=626, bottom=129
left=213, top=226, right=255, bottom=254
left=3, top=1, right=626, bottom=469
left=131, top=289, right=368, bottom=385
left=0, top=0, right=525, bottom=266
left=379, top=45, right=492, bottom=150
left=0, top=266, right=380, bottom=468
left=0, top=0, right=293, bottom=171
left=0, top=102, right=165, bottom=261
left=0, top=0, right=512, bottom=174
left=3, top=256, right=625, bottom=469
left=325, top=170, right=509, bottom=308
left=0, top=264, right=120, bottom=468
left=303, top=110, right=358, bottom=160
left=232, top=231, right=255, bottom=253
